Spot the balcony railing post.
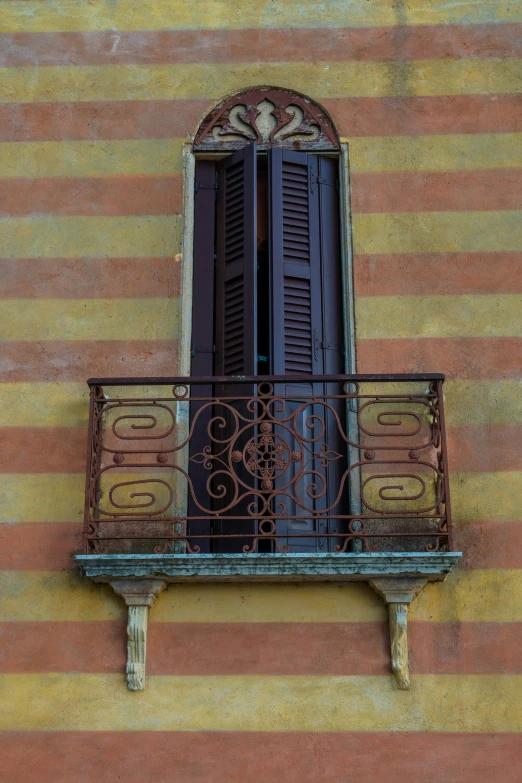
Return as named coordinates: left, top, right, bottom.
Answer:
left=436, top=378, right=454, bottom=551
left=82, top=384, right=97, bottom=554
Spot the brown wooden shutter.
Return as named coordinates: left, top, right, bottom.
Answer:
left=316, top=155, right=344, bottom=376
left=213, top=143, right=258, bottom=551
left=215, top=143, right=257, bottom=376
left=315, top=154, right=347, bottom=544
left=191, top=160, right=217, bottom=377
left=268, top=148, right=346, bottom=551
left=268, top=148, right=324, bottom=375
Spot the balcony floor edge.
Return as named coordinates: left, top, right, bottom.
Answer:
left=76, top=552, right=461, bottom=583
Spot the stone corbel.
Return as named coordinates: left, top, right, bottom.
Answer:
left=109, top=578, right=167, bottom=691
left=369, top=577, right=428, bottom=690
left=78, top=553, right=461, bottom=692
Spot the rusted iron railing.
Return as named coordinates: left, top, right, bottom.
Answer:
left=83, top=374, right=453, bottom=555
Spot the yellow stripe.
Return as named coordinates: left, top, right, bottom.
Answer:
left=1, top=570, right=520, bottom=623
left=6, top=212, right=517, bottom=259
left=0, top=299, right=179, bottom=341
left=353, top=211, right=522, bottom=254
left=1, top=471, right=519, bottom=524
left=0, top=60, right=520, bottom=103
left=0, top=673, right=520, bottom=731
left=360, top=380, right=522, bottom=426
left=0, top=475, right=83, bottom=522
left=452, top=471, right=522, bottom=523
left=3, top=380, right=519, bottom=428
left=0, top=383, right=89, bottom=428
left=0, top=572, right=381, bottom=623
left=0, top=380, right=519, bottom=429
left=2, top=135, right=520, bottom=179
left=356, top=295, right=522, bottom=339
left=0, top=215, right=181, bottom=258
left=0, top=572, right=124, bottom=622
left=0, top=140, right=184, bottom=179
left=443, top=380, right=522, bottom=425
left=412, top=570, right=522, bottom=622
left=348, top=133, right=522, bottom=173
left=1, top=0, right=518, bottom=34
left=0, top=382, right=181, bottom=427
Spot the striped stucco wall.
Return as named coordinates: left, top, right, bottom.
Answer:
left=0, top=2, right=521, bottom=781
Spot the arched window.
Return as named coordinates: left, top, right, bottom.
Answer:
left=189, top=88, right=352, bottom=553
left=191, top=87, right=343, bottom=378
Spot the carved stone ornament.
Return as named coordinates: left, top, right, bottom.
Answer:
left=109, top=578, right=167, bottom=691
left=369, top=577, right=428, bottom=690
left=77, top=554, right=461, bottom=692
left=194, top=88, right=339, bottom=152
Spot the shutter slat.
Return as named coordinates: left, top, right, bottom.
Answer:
left=283, top=275, right=313, bottom=372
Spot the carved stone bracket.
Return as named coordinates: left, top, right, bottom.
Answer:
left=78, top=554, right=460, bottom=692
left=369, top=577, right=428, bottom=690
left=109, top=578, right=167, bottom=691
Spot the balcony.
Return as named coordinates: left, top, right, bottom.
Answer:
left=76, top=374, right=461, bottom=689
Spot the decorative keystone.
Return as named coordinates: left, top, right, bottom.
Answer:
left=368, top=577, right=428, bottom=691
left=109, top=579, right=167, bottom=691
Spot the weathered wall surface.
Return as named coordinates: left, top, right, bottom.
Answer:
left=0, top=1, right=521, bottom=781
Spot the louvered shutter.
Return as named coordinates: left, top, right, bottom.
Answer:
left=268, top=148, right=346, bottom=551
left=188, top=160, right=217, bottom=552
left=269, top=148, right=324, bottom=375
left=213, top=144, right=258, bottom=551
left=215, top=143, right=257, bottom=376
left=315, top=155, right=347, bottom=544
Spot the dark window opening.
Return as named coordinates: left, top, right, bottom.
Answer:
left=191, top=143, right=346, bottom=553
left=256, top=156, right=270, bottom=375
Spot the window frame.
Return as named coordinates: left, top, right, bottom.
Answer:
left=180, top=140, right=361, bottom=524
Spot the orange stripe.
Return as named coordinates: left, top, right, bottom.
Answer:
left=412, top=622, right=522, bottom=674
left=0, top=428, right=85, bottom=473
left=1, top=520, right=520, bottom=571
left=357, top=337, right=522, bottom=379
left=0, top=340, right=178, bottom=382
left=447, top=424, right=522, bottom=472
left=456, top=521, right=522, bottom=570
left=5, top=172, right=518, bottom=217
left=0, top=522, right=81, bottom=570
left=0, top=99, right=209, bottom=142
left=326, top=94, right=522, bottom=138
left=351, top=169, right=522, bottom=213
left=354, top=252, right=522, bottom=296
left=2, top=423, right=518, bottom=474
left=0, top=176, right=182, bottom=217
left=0, top=257, right=180, bottom=299
left=2, top=24, right=521, bottom=67
left=1, top=94, right=520, bottom=142
left=1, top=732, right=520, bottom=783
left=0, top=621, right=519, bottom=675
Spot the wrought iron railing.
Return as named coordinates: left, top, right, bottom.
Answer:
left=83, top=374, right=453, bottom=555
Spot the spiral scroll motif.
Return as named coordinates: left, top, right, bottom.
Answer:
left=84, top=377, right=452, bottom=555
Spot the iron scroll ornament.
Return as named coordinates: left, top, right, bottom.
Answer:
left=194, top=88, right=339, bottom=151
left=84, top=379, right=452, bottom=555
